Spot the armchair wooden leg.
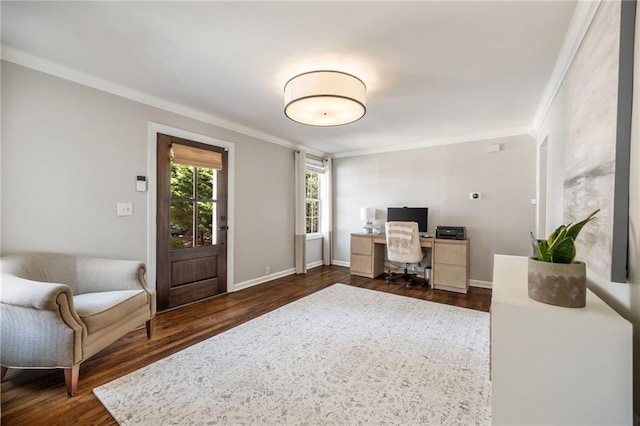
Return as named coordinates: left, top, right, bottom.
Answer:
left=146, top=317, right=156, bottom=339
left=64, top=365, right=79, bottom=397
left=1, top=366, right=7, bottom=381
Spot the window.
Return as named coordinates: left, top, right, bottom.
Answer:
left=305, top=170, right=320, bottom=234
left=169, top=146, right=220, bottom=249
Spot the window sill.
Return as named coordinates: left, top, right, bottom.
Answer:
left=306, top=233, right=323, bottom=241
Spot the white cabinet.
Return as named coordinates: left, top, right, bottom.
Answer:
left=491, top=255, right=632, bottom=425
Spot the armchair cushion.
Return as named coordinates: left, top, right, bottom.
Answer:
left=74, top=290, right=150, bottom=334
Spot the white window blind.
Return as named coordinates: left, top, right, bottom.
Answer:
left=305, top=156, right=324, bottom=174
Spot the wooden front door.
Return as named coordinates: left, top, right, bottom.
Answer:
left=156, top=133, right=228, bottom=311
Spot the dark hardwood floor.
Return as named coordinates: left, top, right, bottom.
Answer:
left=0, top=265, right=491, bottom=425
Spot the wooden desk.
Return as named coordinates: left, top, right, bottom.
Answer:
left=373, top=234, right=434, bottom=248
left=350, top=233, right=469, bottom=293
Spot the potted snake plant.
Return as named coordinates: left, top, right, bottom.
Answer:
left=528, top=209, right=599, bottom=308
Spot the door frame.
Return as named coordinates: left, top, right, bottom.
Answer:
left=147, top=121, right=235, bottom=294
left=536, top=136, right=549, bottom=239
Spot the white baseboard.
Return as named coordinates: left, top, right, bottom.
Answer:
left=470, top=279, right=492, bottom=289
left=306, top=260, right=324, bottom=270
left=233, top=261, right=331, bottom=292
left=233, top=268, right=492, bottom=298
left=233, top=268, right=296, bottom=292
left=322, top=262, right=492, bottom=290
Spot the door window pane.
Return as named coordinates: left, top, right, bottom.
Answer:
left=170, top=201, right=193, bottom=249
left=197, top=168, right=215, bottom=200
left=210, top=203, right=218, bottom=245
left=171, top=163, right=194, bottom=199
left=196, top=201, right=215, bottom=247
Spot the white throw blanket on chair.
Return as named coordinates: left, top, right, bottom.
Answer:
left=386, top=222, right=415, bottom=255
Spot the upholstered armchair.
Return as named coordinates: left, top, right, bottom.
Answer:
left=0, top=252, right=156, bottom=396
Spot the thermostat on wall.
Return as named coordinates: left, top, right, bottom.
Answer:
left=136, top=176, right=147, bottom=192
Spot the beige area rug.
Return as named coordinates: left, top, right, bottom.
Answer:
left=94, top=284, right=491, bottom=425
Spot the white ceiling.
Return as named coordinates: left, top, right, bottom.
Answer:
left=1, top=1, right=577, bottom=156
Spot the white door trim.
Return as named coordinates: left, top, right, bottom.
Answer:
left=147, top=121, right=235, bottom=293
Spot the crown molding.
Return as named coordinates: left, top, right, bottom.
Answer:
left=530, top=0, right=601, bottom=132
left=330, top=126, right=533, bottom=159
left=1, top=45, right=327, bottom=158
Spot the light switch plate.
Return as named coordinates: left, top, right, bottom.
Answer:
left=117, top=203, right=133, bottom=216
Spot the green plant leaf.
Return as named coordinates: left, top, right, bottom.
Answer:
left=552, top=237, right=576, bottom=263
left=530, top=232, right=543, bottom=260
left=549, top=225, right=568, bottom=246
left=547, top=224, right=565, bottom=246
left=538, top=239, right=550, bottom=262
left=546, top=226, right=568, bottom=261
left=565, top=209, right=600, bottom=242
left=547, top=226, right=568, bottom=262
left=531, top=232, right=551, bottom=261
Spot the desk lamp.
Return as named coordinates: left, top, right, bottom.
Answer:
left=360, top=207, right=376, bottom=233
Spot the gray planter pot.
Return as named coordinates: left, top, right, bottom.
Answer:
left=527, top=258, right=587, bottom=308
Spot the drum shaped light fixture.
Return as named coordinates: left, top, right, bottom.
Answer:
left=284, top=70, right=366, bottom=126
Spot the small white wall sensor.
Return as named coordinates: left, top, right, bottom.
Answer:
left=470, top=192, right=481, bottom=200
left=486, top=144, right=502, bottom=153
left=136, top=176, right=147, bottom=192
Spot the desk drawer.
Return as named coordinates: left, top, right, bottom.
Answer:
left=433, top=263, right=467, bottom=289
left=350, top=254, right=373, bottom=276
left=434, top=240, right=468, bottom=266
left=351, top=236, right=373, bottom=256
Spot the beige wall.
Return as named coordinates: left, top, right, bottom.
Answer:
left=333, top=134, right=536, bottom=283
left=306, top=237, right=323, bottom=268
left=537, top=3, right=640, bottom=415
left=1, top=61, right=295, bottom=287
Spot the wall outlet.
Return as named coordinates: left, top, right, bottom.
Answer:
left=117, top=203, right=133, bottom=216
left=265, top=265, right=271, bottom=275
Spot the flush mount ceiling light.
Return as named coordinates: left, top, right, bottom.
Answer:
left=284, top=70, right=366, bottom=126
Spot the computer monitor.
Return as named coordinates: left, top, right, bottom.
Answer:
left=387, top=207, right=429, bottom=233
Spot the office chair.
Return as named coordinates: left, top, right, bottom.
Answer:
left=384, top=221, right=429, bottom=288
